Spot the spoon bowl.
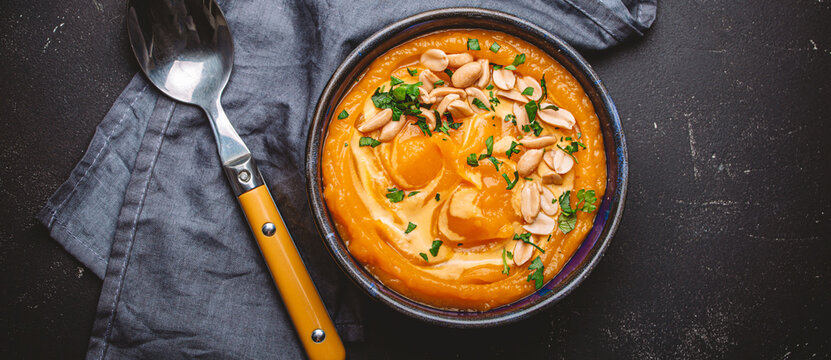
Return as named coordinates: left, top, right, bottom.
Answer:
left=127, top=0, right=233, bottom=106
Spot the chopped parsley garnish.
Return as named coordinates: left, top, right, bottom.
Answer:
left=429, top=240, right=443, bottom=256
left=444, top=69, right=454, bottom=78
left=520, top=100, right=544, bottom=136
left=477, top=136, right=494, bottom=159
left=405, top=222, right=417, bottom=234
left=344, top=142, right=348, bottom=147
left=506, top=141, right=521, bottom=158
left=512, top=53, right=526, bottom=66
left=385, top=188, right=406, bottom=203
left=407, top=68, right=418, bottom=76
left=337, top=110, right=349, bottom=119
left=514, top=232, right=545, bottom=253
left=467, top=38, right=481, bottom=50
left=557, top=189, right=598, bottom=234
left=488, top=156, right=502, bottom=171
left=371, top=81, right=424, bottom=121
left=390, top=76, right=404, bottom=86
left=419, top=253, right=428, bottom=261
left=546, top=234, right=552, bottom=242
left=557, top=138, right=586, bottom=164
left=489, top=42, right=501, bottom=53
left=525, top=100, right=539, bottom=123
left=521, top=87, right=534, bottom=96
left=526, top=256, right=544, bottom=289
left=435, top=193, right=440, bottom=201
left=539, top=74, right=548, bottom=101
left=575, top=189, right=599, bottom=213
left=504, top=65, right=517, bottom=71
left=433, top=80, right=445, bottom=86
left=542, top=104, right=560, bottom=110
left=524, top=177, right=534, bottom=181
left=472, top=98, right=489, bottom=110
left=408, top=191, right=420, bottom=197
left=359, top=137, right=381, bottom=148
left=502, top=248, right=511, bottom=275
left=502, top=171, right=519, bottom=190
left=488, top=90, right=501, bottom=108
left=414, top=117, right=432, bottom=136
left=504, top=114, right=517, bottom=125
left=557, top=138, right=587, bottom=163
left=466, top=153, right=480, bottom=167
left=522, top=121, right=544, bottom=136
left=485, top=84, right=494, bottom=90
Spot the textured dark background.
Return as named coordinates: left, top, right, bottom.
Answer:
left=1, top=0, right=829, bottom=359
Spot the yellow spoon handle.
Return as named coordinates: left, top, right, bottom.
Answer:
left=238, top=185, right=345, bottom=360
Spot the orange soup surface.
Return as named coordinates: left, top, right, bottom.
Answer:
left=321, top=30, right=606, bottom=310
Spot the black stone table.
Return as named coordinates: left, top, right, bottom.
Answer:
left=2, top=1, right=828, bottom=358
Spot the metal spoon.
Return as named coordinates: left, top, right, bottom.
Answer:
left=126, top=1, right=344, bottom=358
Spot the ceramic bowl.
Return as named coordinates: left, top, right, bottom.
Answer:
left=305, top=7, right=628, bottom=327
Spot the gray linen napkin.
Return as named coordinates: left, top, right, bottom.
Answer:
left=38, top=1, right=655, bottom=358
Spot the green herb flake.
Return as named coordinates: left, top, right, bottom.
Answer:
left=542, top=104, right=559, bottom=111
left=486, top=84, right=494, bottom=90
left=408, top=191, right=420, bottom=197
left=435, top=193, right=440, bottom=201
left=512, top=53, right=526, bottom=66
left=444, top=69, right=454, bottom=78
left=504, top=114, right=517, bottom=125
left=526, top=256, right=544, bottom=289
left=434, top=80, right=445, bottom=86
left=489, top=42, right=501, bottom=53
left=370, top=81, right=425, bottom=123
left=385, top=187, right=406, bottom=203
left=489, top=156, right=502, bottom=171
left=514, top=232, right=545, bottom=253
left=472, top=98, right=490, bottom=111
left=467, top=38, right=481, bottom=50
left=390, top=76, right=404, bottom=86
left=525, top=100, right=539, bottom=123
left=577, top=189, right=599, bottom=213
left=556, top=189, right=598, bottom=234
left=429, top=240, right=443, bottom=256
left=405, top=222, right=417, bottom=234
left=337, top=110, right=349, bottom=119
left=539, top=74, right=548, bottom=101
left=521, top=87, right=534, bottom=96
left=504, top=65, right=517, bottom=71
left=419, top=253, right=429, bottom=261
left=529, top=121, right=544, bottom=136
left=492, top=64, right=503, bottom=70
left=414, top=118, right=433, bottom=137
left=359, top=137, right=382, bottom=148
left=488, top=91, right=501, bottom=108
left=466, top=153, right=480, bottom=167
left=502, top=171, right=519, bottom=190
left=506, top=141, right=521, bottom=158
left=407, top=68, right=418, bottom=76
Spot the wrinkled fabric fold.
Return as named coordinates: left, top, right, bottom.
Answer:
left=37, top=1, right=655, bottom=358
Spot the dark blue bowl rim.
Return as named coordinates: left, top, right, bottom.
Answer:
left=305, top=7, right=628, bottom=328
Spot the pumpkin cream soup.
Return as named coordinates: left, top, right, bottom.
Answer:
left=321, top=30, right=606, bottom=310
